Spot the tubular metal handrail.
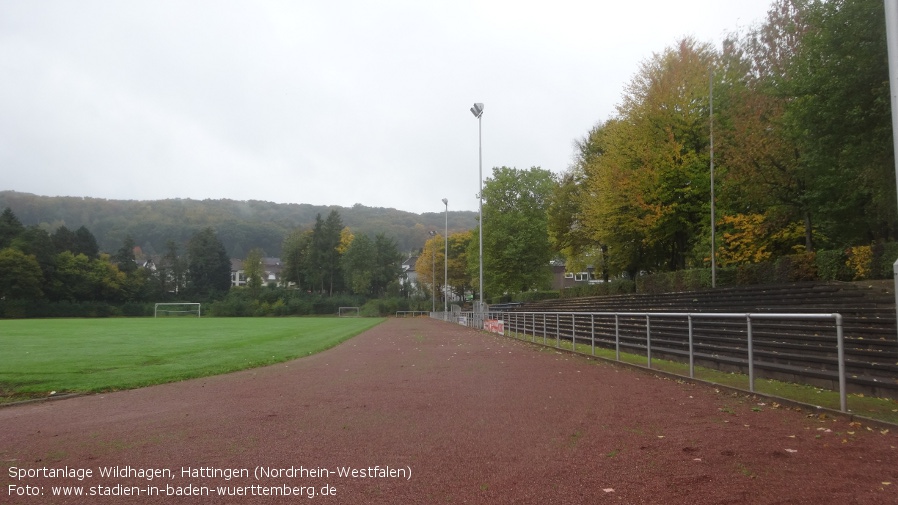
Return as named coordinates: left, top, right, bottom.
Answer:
left=434, top=310, right=847, bottom=413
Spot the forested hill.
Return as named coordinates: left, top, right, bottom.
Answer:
left=0, top=191, right=477, bottom=258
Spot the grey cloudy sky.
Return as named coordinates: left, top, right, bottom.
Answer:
left=1, top=0, right=773, bottom=214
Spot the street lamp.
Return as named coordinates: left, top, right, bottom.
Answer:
left=442, top=198, right=449, bottom=316
left=428, top=230, right=436, bottom=313
left=470, top=102, right=484, bottom=327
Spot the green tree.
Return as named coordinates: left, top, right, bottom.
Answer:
left=282, top=228, right=312, bottom=290
left=186, top=228, right=231, bottom=298
left=321, top=210, right=345, bottom=294
left=473, top=166, right=556, bottom=298
left=371, top=233, right=402, bottom=296
left=244, top=247, right=265, bottom=298
left=342, top=234, right=375, bottom=295
left=0, top=248, right=44, bottom=300
left=548, top=160, right=606, bottom=278
left=785, top=0, right=895, bottom=244
left=11, top=226, right=56, bottom=288
left=112, top=235, right=138, bottom=274
left=158, top=240, right=185, bottom=298
left=308, top=211, right=345, bottom=295
left=341, top=233, right=401, bottom=297
left=73, top=226, right=100, bottom=258
left=48, top=251, right=124, bottom=302
left=51, top=226, right=77, bottom=254
left=0, top=208, right=25, bottom=249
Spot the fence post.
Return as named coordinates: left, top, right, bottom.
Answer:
left=646, top=315, right=652, bottom=368
left=591, top=313, right=596, bottom=356
left=835, top=314, right=847, bottom=412
left=615, top=315, right=620, bottom=361
left=746, top=315, right=755, bottom=393
left=571, top=314, right=577, bottom=351
left=556, top=313, right=561, bottom=348
left=688, top=315, right=695, bottom=379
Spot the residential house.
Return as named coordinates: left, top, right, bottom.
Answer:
left=231, top=257, right=284, bottom=288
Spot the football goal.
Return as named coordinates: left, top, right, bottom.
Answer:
left=338, top=306, right=360, bottom=317
left=154, top=303, right=202, bottom=318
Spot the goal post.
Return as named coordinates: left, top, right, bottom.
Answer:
left=154, top=303, right=202, bottom=318
left=338, top=306, right=360, bottom=317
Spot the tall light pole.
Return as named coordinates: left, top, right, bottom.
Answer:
left=442, top=198, right=449, bottom=316
left=710, top=69, right=717, bottom=288
left=470, top=102, right=484, bottom=326
left=428, top=230, right=436, bottom=313
left=885, top=0, right=898, bottom=340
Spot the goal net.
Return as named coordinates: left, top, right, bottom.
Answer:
left=154, top=303, right=202, bottom=318
left=338, top=306, right=360, bottom=317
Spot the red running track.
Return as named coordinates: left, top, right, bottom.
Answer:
left=1, top=317, right=896, bottom=504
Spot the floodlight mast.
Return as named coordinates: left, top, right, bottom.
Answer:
left=470, top=103, right=484, bottom=328
left=442, top=198, right=449, bottom=316
left=428, top=230, right=436, bottom=313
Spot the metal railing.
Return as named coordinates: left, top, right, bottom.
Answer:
left=434, top=310, right=847, bottom=412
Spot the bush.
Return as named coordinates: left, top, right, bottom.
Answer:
left=846, top=246, right=873, bottom=280
left=513, top=291, right=560, bottom=303
left=561, top=280, right=636, bottom=298
left=637, top=269, right=712, bottom=294
left=774, top=252, right=817, bottom=282
left=816, top=249, right=851, bottom=281
left=875, top=242, right=898, bottom=279
left=735, top=261, right=776, bottom=285
left=360, top=297, right=407, bottom=317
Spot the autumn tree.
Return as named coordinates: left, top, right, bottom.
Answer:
left=414, top=233, right=445, bottom=302
left=446, top=231, right=473, bottom=300
left=580, top=38, right=717, bottom=275
left=549, top=140, right=607, bottom=279
left=714, top=0, right=816, bottom=254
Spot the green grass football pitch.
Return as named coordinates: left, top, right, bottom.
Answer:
left=0, top=317, right=384, bottom=403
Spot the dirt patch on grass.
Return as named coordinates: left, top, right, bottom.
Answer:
left=1, top=318, right=896, bottom=504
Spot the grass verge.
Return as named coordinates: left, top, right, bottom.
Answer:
left=513, top=333, right=898, bottom=425
left=0, top=317, right=384, bottom=404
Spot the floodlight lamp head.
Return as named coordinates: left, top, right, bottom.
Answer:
left=442, top=198, right=448, bottom=205
left=470, top=103, right=484, bottom=118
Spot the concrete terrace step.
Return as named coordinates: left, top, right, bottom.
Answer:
left=500, top=281, right=898, bottom=398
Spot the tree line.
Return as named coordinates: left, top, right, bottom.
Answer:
left=551, top=0, right=898, bottom=283
left=0, top=190, right=476, bottom=259
left=0, top=207, right=231, bottom=304
left=416, top=0, right=898, bottom=303
left=279, top=210, right=403, bottom=298
left=4, top=0, right=896, bottom=312
left=0, top=205, right=407, bottom=316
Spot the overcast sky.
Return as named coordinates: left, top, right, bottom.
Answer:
left=1, top=0, right=773, bottom=215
